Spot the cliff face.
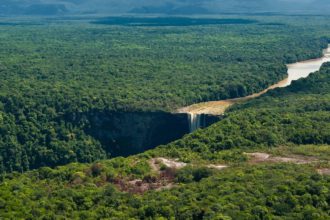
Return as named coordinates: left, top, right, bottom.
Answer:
left=85, top=111, right=189, bottom=157
left=69, top=110, right=219, bottom=157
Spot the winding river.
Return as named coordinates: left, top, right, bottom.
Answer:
left=178, top=45, right=330, bottom=117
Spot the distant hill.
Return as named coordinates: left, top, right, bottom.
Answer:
left=1, top=0, right=330, bottom=16
left=0, top=1, right=68, bottom=16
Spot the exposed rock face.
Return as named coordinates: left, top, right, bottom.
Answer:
left=69, top=110, right=219, bottom=157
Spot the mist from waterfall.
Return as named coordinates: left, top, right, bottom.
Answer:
left=188, top=113, right=202, bottom=133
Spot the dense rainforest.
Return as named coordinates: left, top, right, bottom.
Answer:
left=0, top=48, right=329, bottom=219
left=0, top=16, right=330, bottom=174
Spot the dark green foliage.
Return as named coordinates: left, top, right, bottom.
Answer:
left=0, top=16, right=330, bottom=173
left=0, top=32, right=329, bottom=218
left=0, top=163, right=329, bottom=219
left=0, top=19, right=329, bottom=220
left=176, top=166, right=214, bottom=183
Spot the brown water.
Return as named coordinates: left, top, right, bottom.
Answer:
left=285, top=46, right=330, bottom=86
left=178, top=45, right=330, bottom=115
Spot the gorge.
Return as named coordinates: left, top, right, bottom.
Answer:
left=73, top=111, right=219, bottom=157
left=91, top=44, right=330, bottom=157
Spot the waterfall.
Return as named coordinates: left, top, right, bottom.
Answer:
left=188, top=113, right=203, bottom=133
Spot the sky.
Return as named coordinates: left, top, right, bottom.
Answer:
left=1, top=0, right=329, bottom=16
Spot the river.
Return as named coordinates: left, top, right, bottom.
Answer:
left=178, top=45, right=330, bottom=116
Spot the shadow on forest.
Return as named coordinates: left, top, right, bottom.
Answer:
left=92, top=17, right=257, bottom=26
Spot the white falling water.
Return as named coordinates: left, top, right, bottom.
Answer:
left=188, top=113, right=202, bottom=133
